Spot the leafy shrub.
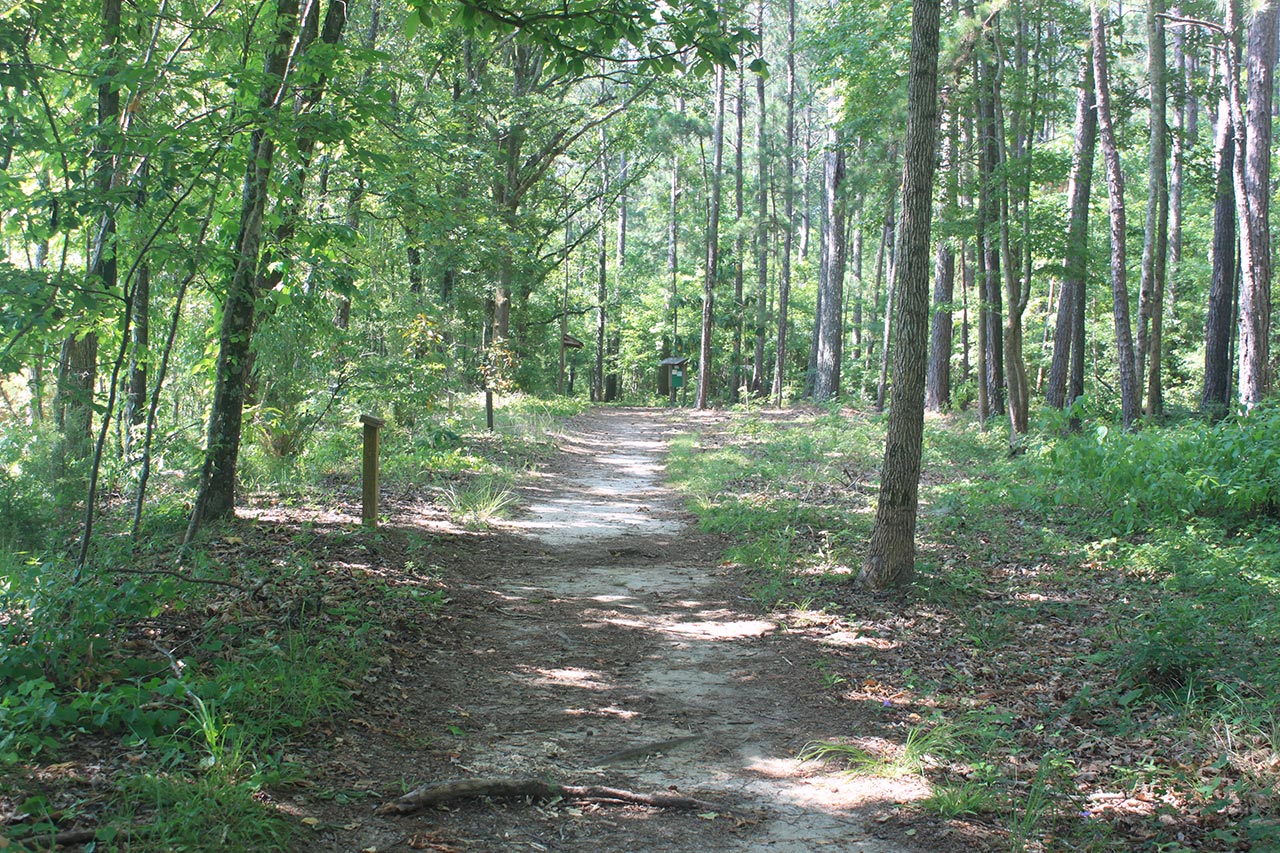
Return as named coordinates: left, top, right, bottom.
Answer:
left=1030, top=402, right=1280, bottom=533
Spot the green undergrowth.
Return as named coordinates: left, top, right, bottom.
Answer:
left=0, top=516, right=447, bottom=848
left=671, top=402, right=1280, bottom=850
left=0, top=393, right=584, bottom=848
left=241, top=391, right=587, bottom=500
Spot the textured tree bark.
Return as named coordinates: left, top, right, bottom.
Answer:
left=1168, top=3, right=1187, bottom=299
left=57, top=0, right=122, bottom=478
left=697, top=61, right=725, bottom=410
left=960, top=242, right=971, bottom=386
left=925, top=95, right=958, bottom=413
left=1137, top=0, right=1169, bottom=417
left=976, top=26, right=1004, bottom=423
left=771, top=0, right=797, bottom=406
left=732, top=57, right=745, bottom=402
left=1092, top=2, right=1140, bottom=430
left=813, top=116, right=845, bottom=402
left=188, top=0, right=305, bottom=534
left=1231, top=0, right=1277, bottom=407
left=750, top=0, right=768, bottom=397
left=669, top=146, right=680, bottom=366
left=874, top=204, right=897, bottom=412
left=593, top=125, right=608, bottom=403
left=859, top=0, right=941, bottom=590
left=1046, top=50, right=1096, bottom=413
left=1202, top=73, right=1237, bottom=419
left=607, top=151, right=625, bottom=402
left=850, top=218, right=864, bottom=362
left=992, top=21, right=1030, bottom=441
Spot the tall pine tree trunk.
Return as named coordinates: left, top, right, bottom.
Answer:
left=1230, top=0, right=1277, bottom=407
left=1092, top=1, right=1140, bottom=429
left=1047, top=48, right=1097, bottom=414
left=697, top=61, right=726, bottom=409
left=1137, top=0, right=1169, bottom=416
left=771, top=0, right=797, bottom=405
left=860, top=0, right=942, bottom=590
left=593, top=127, right=608, bottom=403
left=875, top=203, right=897, bottom=411
left=669, top=150, right=680, bottom=369
left=925, top=93, right=959, bottom=413
left=608, top=151, right=625, bottom=402
left=1168, top=3, right=1187, bottom=301
left=814, top=113, right=845, bottom=402
left=751, top=0, right=769, bottom=396
left=976, top=22, right=1005, bottom=423
left=732, top=55, right=745, bottom=401
left=1202, top=64, right=1238, bottom=418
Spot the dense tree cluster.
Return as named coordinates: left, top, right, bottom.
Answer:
left=0, top=0, right=1276, bottom=574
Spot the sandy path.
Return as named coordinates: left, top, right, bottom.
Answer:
left=311, top=408, right=921, bottom=852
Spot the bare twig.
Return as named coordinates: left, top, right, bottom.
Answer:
left=112, top=566, right=251, bottom=592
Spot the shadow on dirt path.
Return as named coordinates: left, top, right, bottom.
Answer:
left=303, top=408, right=929, bottom=852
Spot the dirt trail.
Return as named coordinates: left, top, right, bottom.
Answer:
left=307, top=408, right=924, bottom=852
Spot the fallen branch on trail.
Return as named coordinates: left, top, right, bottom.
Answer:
left=374, top=777, right=725, bottom=816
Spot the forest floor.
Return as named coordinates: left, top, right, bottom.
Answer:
left=293, top=407, right=962, bottom=853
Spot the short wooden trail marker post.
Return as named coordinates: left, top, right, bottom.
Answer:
left=360, top=414, right=386, bottom=527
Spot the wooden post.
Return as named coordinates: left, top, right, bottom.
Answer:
left=485, top=390, right=494, bottom=431
left=360, top=414, right=385, bottom=527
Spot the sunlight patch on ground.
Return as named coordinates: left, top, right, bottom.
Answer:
left=597, top=613, right=776, bottom=641
left=563, top=704, right=639, bottom=720
left=740, top=746, right=931, bottom=811
left=523, top=666, right=613, bottom=691
left=821, top=632, right=898, bottom=651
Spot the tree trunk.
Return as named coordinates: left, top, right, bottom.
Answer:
left=814, top=116, right=845, bottom=402
left=961, top=241, right=972, bottom=386
left=751, top=0, right=768, bottom=397
left=1137, top=0, right=1169, bottom=417
left=1230, top=0, right=1277, bottom=407
left=1092, top=2, right=1140, bottom=429
left=850, top=218, right=864, bottom=363
left=1202, top=69, right=1237, bottom=418
left=58, top=0, right=122, bottom=480
left=771, top=0, right=797, bottom=406
left=697, top=61, right=726, bottom=410
left=799, top=103, right=812, bottom=261
left=976, top=43, right=1004, bottom=424
left=335, top=0, right=380, bottom=331
left=867, top=206, right=890, bottom=375
left=608, top=151, right=626, bottom=402
left=732, top=55, right=745, bottom=402
left=669, top=149, right=680, bottom=367
left=593, top=128, right=608, bottom=403
left=925, top=94, right=959, bottom=413
left=124, top=260, right=149, bottom=449
left=860, top=0, right=942, bottom=590
left=1168, top=3, right=1187, bottom=294
left=188, top=0, right=307, bottom=533
left=1047, top=48, right=1097, bottom=413
left=874, top=204, right=897, bottom=411
left=992, top=20, right=1030, bottom=440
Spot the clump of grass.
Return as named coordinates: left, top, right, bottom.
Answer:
left=441, top=479, right=519, bottom=527
left=922, top=781, right=995, bottom=818
left=800, top=723, right=954, bottom=778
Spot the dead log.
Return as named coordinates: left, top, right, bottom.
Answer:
left=374, top=777, right=725, bottom=816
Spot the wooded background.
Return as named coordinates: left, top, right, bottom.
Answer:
left=0, top=0, right=1276, bottom=553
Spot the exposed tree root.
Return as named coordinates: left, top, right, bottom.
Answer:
left=375, top=777, right=725, bottom=816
